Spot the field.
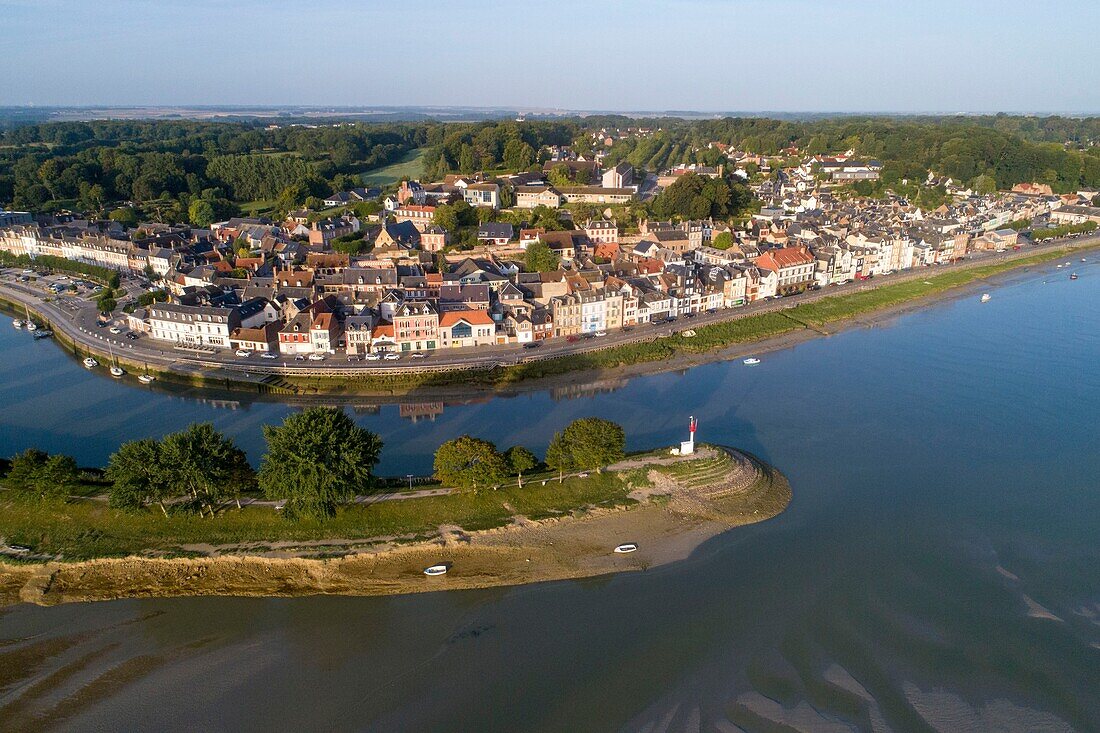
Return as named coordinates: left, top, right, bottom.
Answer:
left=0, top=471, right=636, bottom=560
left=360, top=147, right=428, bottom=186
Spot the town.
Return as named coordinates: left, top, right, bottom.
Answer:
left=2, top=139, right=1098, bottom=364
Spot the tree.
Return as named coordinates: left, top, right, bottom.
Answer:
left=258, top=407, right=383, bottom=520
left=106, top=438, right=171, bottom=515
left=545, top=418, right=626, bottom=477
left=524, top=241, right=560, bottom=273
left=107, top=271, right=121, bottom=289
left=5, top=448, right=79, bottom=502
left=971, top=173, right=998, bottom=195
left=188, top=198, right=216, bottom=227
left=503, top=139, right=535, bottom=171
left=160, top=423, right=254, bottom=516
left=433, top=436, right=509, bottom=490
left=711, top=232, right=734, bottom=250
left=504, top=446, right=538, bottom=488
left=547, top=164, right=573, bottom=189
left=96, top=290, right=117, bottom=314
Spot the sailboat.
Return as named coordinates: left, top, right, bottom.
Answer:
left=24, top=306, right=37, bottom=332
left=108, top=342, right=125, bottom=377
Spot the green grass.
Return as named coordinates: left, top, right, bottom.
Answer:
left=360, top=147, right=428, bottom=186
left=0, top=472, right=634, bottom=560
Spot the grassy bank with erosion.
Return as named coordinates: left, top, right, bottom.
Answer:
left=280, top=244, right=1091, bottom=394
left=0, top=446, right=791, bottom=605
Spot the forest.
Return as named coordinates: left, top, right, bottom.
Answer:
left=1, top=114, right=1098, bottom=222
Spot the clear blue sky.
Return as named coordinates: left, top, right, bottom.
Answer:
left=1, top=0, right=1096, bottom=113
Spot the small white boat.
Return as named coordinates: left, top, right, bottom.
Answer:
left=110, top=365, right=125, bottom=378
left=1056, top=264, right=1063, bottom=269
left=423, top=564, right=449, bottom=576
left=1070, top=273, right=1079, bottom=280
left=980, top=293, right=991, bottom=303
left=138, top=374, right=156, bottom=384
left=1065, top=262, right=1071, bottom=266
left=614, top=544, right=638, bottom=554
left=26, top=321, right=37, bottom=332
left=83, top=357, right=99, bottom=369
left=743, top=357, right=761, bottom=365
left=12, top=319, right=23, bottom=329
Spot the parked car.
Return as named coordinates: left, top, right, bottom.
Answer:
left=235, top=349, right=251, bottom=358
left=383, top=352, right=400, bottom=361
left=566, top=335, right=579, bottom=343
left=308, top=353, right=325, bottom=361
left=523, top=341, right=541, bottom=349
left=126, top=332, right=139, bottom=340
left=411, top=352, right=427, bottom=359
left=109, top=326, right=122, bottom=334
left=364, top=353, right=381, bottom=361
left=347, top=355, right=361, bottom=362
left=594, top=330, right=608, bottom=337
left=260, top=352, right=279, bottom=359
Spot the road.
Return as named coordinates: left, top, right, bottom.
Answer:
left=2, top=233, right=1098, bottom=382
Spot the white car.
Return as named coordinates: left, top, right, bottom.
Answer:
left=383, top=353, right=400, bottom=361
left=109, top=326, right=122, bottom=334
left=364, top=353, right=381, bottom=361
left=260, top=352, right=279, bottom=360
left=235, top=349, right=252, bottom=358
left=411, top=352, right=427, bottom=359
left=308, top=353, right=326, bottom=362
left=594, top=331, right=607, bottom=337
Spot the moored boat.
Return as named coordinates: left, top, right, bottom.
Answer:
left=614, top=544, right=638, bottom=554
left=26, top=321, right=37, bottom=332
left=1070, top=273, right=1079, bottom=280
left=423, top=564, right=449, bottom=576
left=110, top=365, right=125, bottom=378
left=743, top=357, right=761, bottom=365
left=12, top=319, right=23, bottom=329
left=83, top=357, right=99, bottom=369
left=981, top=293, right=991, bottom=302
left=32, top=330, right=53, bottom=340
left=138, top=374, right=156, bottom=384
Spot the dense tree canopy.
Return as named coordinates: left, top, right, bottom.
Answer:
left=4, top=448, right=80, bottom=502
left=524, top=241, right=561, bottom=273
left=433, top=435, right=509, bottom=490
left=545, top=418, right=626, bottom=476
left=651, top=172, right=753, bottom=221
left=258, top=407, right=383, bottom=520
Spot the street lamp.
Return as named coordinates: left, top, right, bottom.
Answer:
left=406, top=474, right=414, bottom=491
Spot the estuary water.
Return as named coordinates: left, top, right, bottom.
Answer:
left=1, top=261, right=1099, bottom=731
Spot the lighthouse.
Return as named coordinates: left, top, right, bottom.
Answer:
left=680, top=416, right=698, bottom=455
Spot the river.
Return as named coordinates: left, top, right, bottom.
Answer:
left=1, top=261, right=1099, bottom=731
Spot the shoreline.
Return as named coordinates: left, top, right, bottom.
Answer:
left=0, top=447, right=791, bottom=607
left=2, top=237, right=1097, bottom=404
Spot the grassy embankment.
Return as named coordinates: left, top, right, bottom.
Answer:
left=278, top=245, right=1084, bottom=394
left=0, top=470, right=639, bottom=561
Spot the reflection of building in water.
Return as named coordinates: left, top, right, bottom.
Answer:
left=551, top=378, right=626, bottom=401
left=400, top=402, right=444, bottom=422
left=349, top=404, right=382, bottom=416
left=190, top=397, right=242, bottom=410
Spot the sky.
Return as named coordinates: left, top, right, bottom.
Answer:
left=1, top=0, right=1097, bottom=113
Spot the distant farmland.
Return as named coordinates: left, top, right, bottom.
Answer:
left=360, top=148, right=427, bottom=186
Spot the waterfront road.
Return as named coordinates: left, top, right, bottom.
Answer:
left=2, top=233, right=1097, bottom=381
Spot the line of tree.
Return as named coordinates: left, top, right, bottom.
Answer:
left=433, top=418, right=625, bottom=489
left=3, top=414, right=629, bottom=523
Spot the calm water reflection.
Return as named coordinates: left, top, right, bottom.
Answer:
left=1, top=263, right=1099, bottom=731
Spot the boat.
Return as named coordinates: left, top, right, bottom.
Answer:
left=743, top=357, right=762, bottom=365
left=110, top=365, right=125, bottom=378
left=1056, top=264, right=1063, bottom=269
left=1070, top=273, right=1079, bottom=280
left=423, top=564, right=449, bottom=576
left=137, top=374, right=156, bottom=384
left=614, top=544, right=638, bottom=554
left=82, top=357, right=99, bottom=369
left=25, top=321, right=37, bottom=332
left=981, top=293, right=991, bottom=303
left=32, top=330, right=53, bottom=340
left=12, top=319, right=23, bottom=329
